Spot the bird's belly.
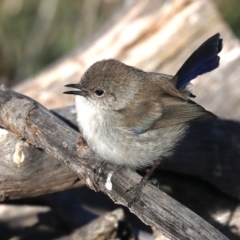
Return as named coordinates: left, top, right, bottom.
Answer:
left=77, top=111, right=123, bottom=164
left=75, top=96, right=120, bottom=161
left=75, top=96, right=187, bottom=168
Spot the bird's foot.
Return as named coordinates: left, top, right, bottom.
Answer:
left=126, top=162, right=159, bottom=207
left=126, top=174, right=150, bottom=208
left=94, top=160, right=107, bottom=183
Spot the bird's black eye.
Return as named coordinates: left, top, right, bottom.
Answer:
left=94, top=89, right=105, bottom=97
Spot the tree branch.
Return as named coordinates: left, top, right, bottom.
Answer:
left=0, top=85, right=228, bottom=240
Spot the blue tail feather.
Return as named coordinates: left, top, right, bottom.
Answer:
left=175, top=33, right=222, bottom=90
left=181, top=57, right=219, bottom=85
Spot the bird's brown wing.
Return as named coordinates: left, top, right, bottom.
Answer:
left=151, top=97, right=215, bottom=129
left=117, top=79, right=214, bottom=131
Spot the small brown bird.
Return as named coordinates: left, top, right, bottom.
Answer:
left=64, top=33, right=222, bottom=203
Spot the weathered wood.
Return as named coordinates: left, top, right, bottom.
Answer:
left=0, top=127, right=83, bottom=200
left=153, top=170, right=240, bottom=240
left=0, top=85, right=228, bottom=240
left=0, top=106, right=85, bottom=201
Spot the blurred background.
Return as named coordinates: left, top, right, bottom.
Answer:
left=0, top=0, right=123, bottom=86
left=0, top=0, right=239, bottom=86
left=1, top=0, right=240, bottom=240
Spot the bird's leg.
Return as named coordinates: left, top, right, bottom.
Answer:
left=127, top=162, right=160, bottom=208
left=94, top=160, right=108, bottom=183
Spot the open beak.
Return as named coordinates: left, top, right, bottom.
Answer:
left=63, top=84, right=88, bottom=97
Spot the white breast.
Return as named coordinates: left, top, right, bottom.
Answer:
left=76, top=96, right=101, bottom=142
left=75, top=96, right=113, bottom=156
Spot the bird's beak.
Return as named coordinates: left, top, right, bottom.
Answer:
left=63, top=84, right=88, bottom=97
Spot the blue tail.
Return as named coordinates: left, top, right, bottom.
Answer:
left=175, top=33, right=223, bottom=90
